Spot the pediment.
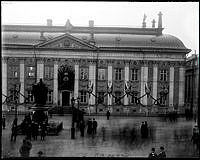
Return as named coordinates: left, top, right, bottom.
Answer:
left=37, top=33, right=97, bottom=50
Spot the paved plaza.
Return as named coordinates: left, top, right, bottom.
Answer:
left=1, top=114, right=199, bottom=158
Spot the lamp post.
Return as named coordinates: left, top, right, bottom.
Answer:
left=77, top=96, right=80, bottom=127
left=71, top=97, right=75, bottom=139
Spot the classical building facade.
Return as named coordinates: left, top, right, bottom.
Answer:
left=2, top=12, right=191, bottom=114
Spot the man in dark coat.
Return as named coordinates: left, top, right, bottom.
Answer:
left=141, top=122, right=145, bottom=138
left=92, top=118, right=98, bottom=134
left=2, top=114, right=6, bottom=129
left=19, top=138, right=32, bottom=157
left=106, top=110, right=110, bottom=120
left=11, top=118, right=18, bottom=141
left=158, top=146, right=166, bottom=158
left=87, top=118, right=92, bottom=135
left=79, top=120, right=85, bottom=137
left=41, top=122, right=47, bottom=141
left=144, top=121, right=149, bottom=138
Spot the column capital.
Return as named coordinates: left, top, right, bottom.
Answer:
left=124, top=60, right=130, bottom=66
left=88, top=59, right=97, bottom=65
left=2, top=56, right=9, bottom=63
left=107, top=59, right=114, bottom=66
left=73, top=59, right=80, bottom=65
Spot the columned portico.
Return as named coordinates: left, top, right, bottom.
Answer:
left=169, top=66, right=174, bottom=107
left=53, top=61, right=58, bottom=105
left=124, top=63, right=129, bottom=105
left=37, top=59, right=44, bottom=82
left=179, top=67, right=185, bottom=107
left=140, top=66, right=148, bottom=105
left=89, top=63, right=96, bottom=105
left=19, top=59, right=25, bottom=103
left=2, top=58, right=7, bottom=103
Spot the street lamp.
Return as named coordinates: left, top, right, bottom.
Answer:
left=71, top=97, right=75, bottom=139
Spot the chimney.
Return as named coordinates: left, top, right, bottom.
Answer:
left=65, top=19, right=72, bottom=31
left=152, top=19, right=156, bottom=28
left=89, top=20, right=95, bottom=45
left=158, top=11, right=163, bottom=28
left=47, top=19, right=52, bottom=26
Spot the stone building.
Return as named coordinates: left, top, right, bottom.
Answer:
left=2, top=12, right=191, bottom=114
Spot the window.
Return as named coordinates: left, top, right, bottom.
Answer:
left=80, top=68, right=88, bottom=80
left=10, top=66, right=18, bottom=78
left=45, top=66, right=54, bottom=79
left=115, top=91, right=122, bottom=104
left=27, top=90, right=34, bottom=103
left=131, top=92, right=138, bottom=104
left=115, top=68, right=122, bottom=80
left=98, top=69, right=105, bottom=80
left=80, top=91, right=87, bottom=103
left=160, top=69, right=168, bottom=81
left=27, top=66, right=35, bottom=77
left=131, top=69, right=138, bottom=81
left=98, top=92, right=105, bottom=103
left=47, top=91, right=53, bottom=103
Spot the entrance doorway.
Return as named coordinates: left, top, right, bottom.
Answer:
left=62, top=91, right=70, bottom=106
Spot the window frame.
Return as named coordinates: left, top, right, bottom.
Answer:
left=80, top=68, right=88, bottom=80
left=115, top=68, right=123, bottom=81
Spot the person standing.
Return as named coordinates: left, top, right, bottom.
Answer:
left=79, top=120, right=85, bottom=137
left=141, top=122, right=145, bottom=138
left=19, top=138, right=32, bottom=157
left=26, top=124, right=32, bottom=140
left=144, top=121, right=149, bottom=138
left=40, top=122, right=47, bottom=141
left=148, top=148, right=158, bottom=158
left=11, top=118, right=18, bottom=141
left=158, top=146, right=166, bottom=158
left=106, top=110, right=110, bottom=120
left=2, top=114, right=6, bottom=129
left=92, top=118, right=98, bottom=134
left=87, top=118, right=92, bottom=135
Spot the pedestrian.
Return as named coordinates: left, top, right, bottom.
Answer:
left=92, top=118, right=98, bottom=134
left=2, top=114, right=6, bottom=129
left=26, top=124, right=32, bottom=140
left=158, top=146, right=166, bottom=158
left=106, top=110, right=110, bottom=120
left=79, top=120, right=85, bottom=137
left=19, top=138, right=32, bottom=157
left=87, top=118, right=92, bottom=135
left=148, top=148, right=158, bottom=158
left=41, top=122, right=47, bottom=141
left=38, top=151, right=44, bottom=157
left=11, top=118, right=18, bottom=141
left=141, top=122, right=145, bottom=138
left=144, top=121, right=148, bottom=138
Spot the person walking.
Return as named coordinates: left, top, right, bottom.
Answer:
left=148, top=148, right=158, bottom=158
left=2, top=114, right=6, bottom=129
left=92, top=118, right=98, bottom=134
left=87, top=118, right=92, bottom=135
left=79, top=120, right=85, bottom=137
left=158, top=146, right=166, bottom=158
left=141, top=122, right=145, bottom=138
left=11, top=118, right=18, bottom=141
left=19, top=138, right=32, bottom=157
left=40, top=122, right=47, bottom=141
left=106, top=110, right=110, bottom=120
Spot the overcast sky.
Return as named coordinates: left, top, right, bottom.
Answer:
left=1, top=1, right=199, bottom=56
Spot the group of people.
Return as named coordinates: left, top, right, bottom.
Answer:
left=148, top=147, right=166, bottom=158
left=141, top=121, right=148, bottom=138
left=10, top=113, right=49, bottom=142
left=86, top=118, right=98, bottom=135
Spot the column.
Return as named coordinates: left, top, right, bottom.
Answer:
left=178, top=67, right=185, bottom=106
left=152, top=65, right=158, bottom=100
left=107, top=65, right=112, bottom=106
left=140, top=66, right=148, bottom=105
left=37, top=59, right=44, bottom=82
left=2, top=58, right=7, bottom=103
left=169, top=67, right=174, bottom=107
left=19, top=59, right=25, bottom=103
left=74, top=64, right=79, bottom=99
left=124, top=64, right=129, bottom=105
left=89, top=63, right=96, bottom=105
left=53, top=61, right=58, bottom=105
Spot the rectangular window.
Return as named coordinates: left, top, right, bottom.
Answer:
left=10, top=66, right=18, bottom=78
left=27, top=66, right=35, bottom=78
left=80, top=91, right=87, bottom=103
left=115, top=68, right=122, bottom=80
left=27, top=90, right=34, bottom=103
left=131, top=92, right=138, bottom=104
left=98, top=69, right=106, bottom=80
left=115, top=91, right=122, bottom=104
left=98, top=92, right=105, bottom=103
left=80, top=68, right=88, bottom=80
left=45, top=66, right=54, bottom=79
left=47, top=91, right=53, bottom=103
left=131, top=69, right=138, bottom=81
left=160, top=69, right=168, bottom=81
